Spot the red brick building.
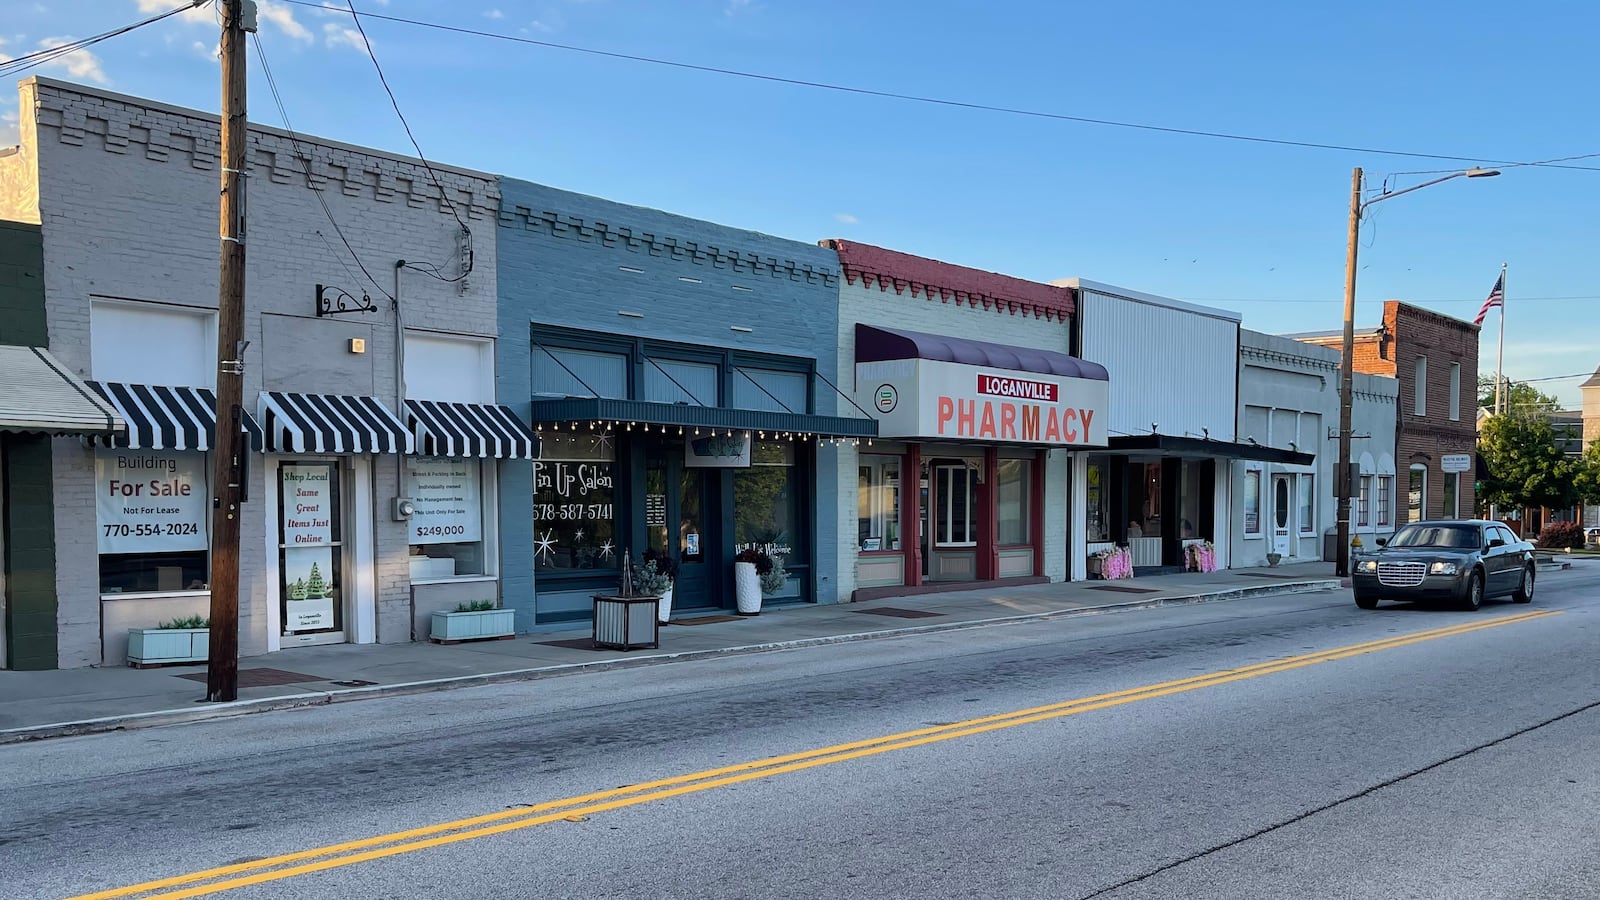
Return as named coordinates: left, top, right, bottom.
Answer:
left=1297, top=301, right=1480, bottom=522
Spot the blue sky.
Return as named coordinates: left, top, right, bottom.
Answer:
left=3, top=1, right=1597, bottom=405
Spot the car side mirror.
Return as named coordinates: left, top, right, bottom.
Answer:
left=1488, top=538, right=1506, bottom=548
left=1375, top=538, right=1387, bottom=547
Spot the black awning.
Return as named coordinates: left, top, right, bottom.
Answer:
left=527, top=398, right=878, bottom=439
left=261, top=392, right=412, bottom=454
left=1108, top=433, right=1315, bottom=466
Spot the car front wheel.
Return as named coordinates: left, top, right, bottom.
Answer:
left=1461, top=570, right=1484, bottom=611
left=1354, top=593, right=1379, bottom=610
left=1513, top=566, right=1535, bottom=604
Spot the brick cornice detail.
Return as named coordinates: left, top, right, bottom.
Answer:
left=820, top=239, right=1074, bottom=321
left=29, top=83, right=499, bottom=220
left=502, top=207, right=839, bottom=285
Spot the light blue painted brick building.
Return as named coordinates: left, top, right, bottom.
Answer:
left=496, top=179, right=870, bottom=628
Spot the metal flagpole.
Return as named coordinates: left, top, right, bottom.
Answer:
left=1495, top=262, right=1507, bottom=415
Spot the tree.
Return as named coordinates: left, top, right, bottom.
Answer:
left=1573, top=440, right=1600, bottom=507
left=1477, top=415, right=1577, bottom=511
left=1477, top=376, right=1560, bottom=418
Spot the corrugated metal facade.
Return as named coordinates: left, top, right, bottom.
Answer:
left=1080, top=290, right=1239, bottom=441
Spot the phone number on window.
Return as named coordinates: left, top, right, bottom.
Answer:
left=102, top=523, right=201, bottom=538
left=535, top=503, right=613, bottom=521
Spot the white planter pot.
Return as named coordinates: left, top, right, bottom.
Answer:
left=127, top=628, right=209, bottom=667
left=734, top=561, right=763, bottom=615
left=657, top=585, right=675, bottom=623
left=430, top=608, right=517, bottom=643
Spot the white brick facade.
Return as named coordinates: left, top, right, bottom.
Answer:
left=4, top=77, right=500, bottom=666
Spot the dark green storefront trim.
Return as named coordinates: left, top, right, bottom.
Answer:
left=0, top=220, right=48, bottom=348
left=527, top=398, right=878, bottom=440
left=3, top=432, right=58, bottom=670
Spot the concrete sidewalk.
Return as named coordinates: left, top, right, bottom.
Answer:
left=0, top=563, right=1343, bottom=744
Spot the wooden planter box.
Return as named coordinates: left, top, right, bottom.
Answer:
left=593, top=595, right=660, bottom=650
left=127, top=628, right=209, bottom=668
left=430, top=608, right=517, bottom=644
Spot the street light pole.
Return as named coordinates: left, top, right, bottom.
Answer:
left=1334, top=165, right=1500, bottom=578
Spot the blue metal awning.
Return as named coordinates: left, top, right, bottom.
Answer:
left=527, top=398, right=877, bottom=439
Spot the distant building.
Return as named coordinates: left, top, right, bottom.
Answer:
left=1292, top=300, right=1480, bottom=524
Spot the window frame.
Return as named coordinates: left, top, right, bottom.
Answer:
left=96, top=448, right=213, bottom=600
left=1407, top=465, right=1427, bottom=523
left=1377, top=475, right=1392, bottom=526
left=996, top=457, right=1032, bottom=547
left=1297, top=473, right=1316, bottom=535
left=1242, top=466, right=1263, bottom=538
left=1448, top=362, right=1461, bottom=421
left=1413, top=356, right=1428, bottom=416
left=934, top=464, right=978, bottom=548
left=406, top=457, right=500, bottom=584
left=1357, top=474, right=1372, bottom=527
left=857, top=454, right=902, bottom=554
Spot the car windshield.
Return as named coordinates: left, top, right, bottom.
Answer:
left=1389, top=525, right=1480, bottom=549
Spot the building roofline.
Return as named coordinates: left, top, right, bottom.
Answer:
left=1050, top=277, right=1242, bottom=323
left=20, top=76, right=494, bottom=180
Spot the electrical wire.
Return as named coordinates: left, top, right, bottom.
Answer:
left=0, top=1, right=204, bottom=80
left=1184, top=294, right=1600, bottom=305
left=341, top=0, right=471, bottom=234
left=287, top=0, right=1600, bottom=173
left=252, top=31, right=391, bottom=300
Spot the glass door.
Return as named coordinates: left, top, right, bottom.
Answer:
left=278, top=461, right=344, bottom=642
left=645, top=442, right=714, bottom=610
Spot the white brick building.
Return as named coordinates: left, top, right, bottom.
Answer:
left=0, top=78, right=530, bottom=668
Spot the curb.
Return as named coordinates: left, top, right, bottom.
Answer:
left=0, top=579, right=1341, bottom=745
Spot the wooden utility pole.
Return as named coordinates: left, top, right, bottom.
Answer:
left=1334, top=167, right=1362, bottom=579
left=207, top=0, right=252, bottom=702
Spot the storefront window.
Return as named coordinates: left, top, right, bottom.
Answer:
left=1407, top=466, right=1426, bottom=523
left=734, top=441, right=799, bottom=558
left=857, top=455, right=900, bottom=552
left=406, top=457, right=488, bottom=579
left=96, top=449, right=210, bottom=594
left=534, top=433, right=617, bottom=572
left=1357, top=475, right=1371, bottom=527
left=279, top=461, right=343, bottom=635
left=1178, top=460, right=1205, bottom=540
left=1298, top=474, right=1315, bottom=534
left=1243, top=468, right=1262, bottom=536
left=1133, top=462, right=1163, bottom=537
left=935, top=464, right=977, bottom=547
left=1377, top=475, right=1392, bottom=525
left=1086, top=455, right=1111, bottom=542
left=997, top=458, right=1032, bottom=545
left=1442, top=472, right=1458, bottom=519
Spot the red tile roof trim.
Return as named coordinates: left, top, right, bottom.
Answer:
left=821, top=239, right=1075, bottom=321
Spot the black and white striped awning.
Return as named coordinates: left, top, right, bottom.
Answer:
left=260, top=392, right=413, bottom=454
left=88, top=382, right=262, bottom=451
left=405, top=399, right=539, bottom=460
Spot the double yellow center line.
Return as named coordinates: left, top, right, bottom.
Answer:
left=70, top=609, right=1559, bottom=900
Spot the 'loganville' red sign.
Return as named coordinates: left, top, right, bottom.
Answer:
left=936, top=397, right=1095, bottom=443
left=977, top=373, right=1058, bottom=403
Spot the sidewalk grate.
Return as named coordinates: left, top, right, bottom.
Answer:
left=1086, top=585, right=1161, bottom=594
left=852, top=607, right=944, bottom=619
left=176, top=668, right=329, bottom=688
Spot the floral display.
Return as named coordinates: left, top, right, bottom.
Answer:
left=1091, top=545, right=1133, bottom=580
left=1185, top=541, right=1217, bottom=573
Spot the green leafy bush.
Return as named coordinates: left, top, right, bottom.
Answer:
left=157, top=616, right=209, bottom=630
left=453, top=600, right=497, bottom=613
left=1536, top=521, right=1584, bottom=550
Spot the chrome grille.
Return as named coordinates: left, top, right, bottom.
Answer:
left=1377, top=561, right=1427, bottom=587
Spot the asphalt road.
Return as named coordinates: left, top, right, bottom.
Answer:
left=3, top=566, right=1597, bottom=900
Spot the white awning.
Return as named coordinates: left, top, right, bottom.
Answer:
left=0, top=346, right=125, bottom=436
left=260, top=391, right=413, bottom=454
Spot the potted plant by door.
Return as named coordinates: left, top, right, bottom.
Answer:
left=635, top=551, right=678, bottom=624
left=127, top=616, right=210, bottom=668
left=734, top=547, right=772, bottom=615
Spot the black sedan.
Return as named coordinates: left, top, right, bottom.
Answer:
left=1351, top=520, right=1536, bottom=611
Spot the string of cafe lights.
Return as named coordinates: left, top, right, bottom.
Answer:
left=286, top=0, right=1600, bottom=172
left=535, top=420, right=873, bottom=447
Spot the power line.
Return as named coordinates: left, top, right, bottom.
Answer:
left=1183, top=294, right=1600, bottom=305
left=341, top=0, right=470, bottom=235
left=252, top=31, right=390, bottom=300
left=0, top=0, right=205, bottom=80
left=288, top=0, right=1600, bottom=173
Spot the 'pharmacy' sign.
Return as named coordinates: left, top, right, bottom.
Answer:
left=856, top=359, right=1110, bottom=446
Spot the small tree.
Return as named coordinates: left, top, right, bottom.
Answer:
left=1477, top=377, right=1560, bottom=418
left=1477, top=415, right=1577, bottom=512
left=1573, top=440, right=1600, bottom=508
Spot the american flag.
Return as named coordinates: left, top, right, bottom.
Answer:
left=1473, top=274, right=1504, bottom=325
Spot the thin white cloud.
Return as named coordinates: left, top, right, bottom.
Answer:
left=834, top=213, right=858, bottom=225
left=725, top=0, right=752, bottom=14
left=259, top=0, right=314, bottom=41
left=36, top=37, right=110, bottom=83
left=323, top=22, right=368, bottom=53
left=136, top=0, right=214, bottom=24
left=192, top=39, right=219, bottom=61
left=1, top=110, right=19, bottom=146
left=485, top=8, right=505, bottom=19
